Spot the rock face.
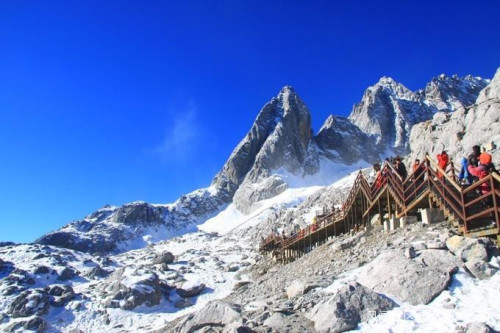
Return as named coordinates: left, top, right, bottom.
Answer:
left=212, top=86, right=314, bottom=197
left=357, top=249, right=462, bottom=305
left=349, top=75, right=487, bottom=155
left=409, top=68, right=499, bottom=164
left=306, top=282, right=397, bottom=333
left=315, top=115, right=379, bottom=164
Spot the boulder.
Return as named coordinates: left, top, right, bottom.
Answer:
left=464, top=260, right=497, bottom=280
left=263, top=312, right=288, bottom=330
left=50, top=285, right=75, bottom=307
left=101, top=267, right=163, bottom=310
left=176, top=281, right=206, bottom=298
left=306, top=282, right=397, bottom=333
left=85, top=265, right=110, bottom=279
left=23, top=316, right=47, bottom=332
left=174, top=301, right=242, bottom=333
left=152, top=252, right=175, bottom=265
left=8, top=289, right=50, bottom=318
left=445, top=236, right=489, bottom=262
left=286, top=279, right=319, bottom=299
left=466, top=322, right=495, bottom=333
left=357, top=249, right=461, bottom=305
left=33, top=265, right=51, bottom=274
left=57, top=267, right=77, bottom=281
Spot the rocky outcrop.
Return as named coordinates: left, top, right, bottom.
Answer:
left=357, top=249, right=462, bottom=305
left=8, top=289, right=50, bottom=318
left=101, top=267, right=164, bottom=310
left=306, top=282, right=397, bottom=332
left=408, top=68, right=499, bottom=164
left=36, top=191, right=225, bottom=254
left=151, top=251, right=175, bottom=265
left=176, top=282, right=206, bottom=298
left=316, top=115, right=379, bottom=164
left=349, top=75, right=487, bottom=156
left=212, top=86, right=314, bottom=198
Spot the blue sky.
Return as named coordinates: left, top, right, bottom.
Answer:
left=1, top=0, right=499, bottom=243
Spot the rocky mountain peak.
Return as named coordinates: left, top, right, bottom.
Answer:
left=423, top=74, right=489, bottom=111
left=211, top=86, right=313, bottom=204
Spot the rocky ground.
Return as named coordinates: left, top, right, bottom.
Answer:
left=161, top=219, right=500, bottom=333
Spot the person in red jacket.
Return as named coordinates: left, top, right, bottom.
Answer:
left=436, top=151, right=449, bottom=179
left=468, top=152, right=495, bottom=197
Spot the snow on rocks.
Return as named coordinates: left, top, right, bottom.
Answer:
left=100, top=266, right=164, bottom=310
left=176, top=280, right=206, bottom=298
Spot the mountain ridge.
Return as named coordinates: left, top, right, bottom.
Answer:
left=35, top=72, right=491, bottom=253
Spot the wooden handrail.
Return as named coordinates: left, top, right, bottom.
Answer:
left=425, top=155, right=462, bottom=192
left=261, top=154, right=499, bottom=254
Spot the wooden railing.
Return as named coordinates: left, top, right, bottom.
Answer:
left=260, top=155, right=500, bottom=251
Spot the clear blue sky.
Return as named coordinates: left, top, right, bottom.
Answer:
left=1, top=1, right=499, bottom=243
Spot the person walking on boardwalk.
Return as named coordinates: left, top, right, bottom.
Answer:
left=436, top=151, right=449, bottom=179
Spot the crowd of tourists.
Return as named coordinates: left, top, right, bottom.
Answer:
left=370, top=144, right=498, bottom=198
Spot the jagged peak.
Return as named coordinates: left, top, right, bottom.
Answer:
left=279, top=85, right=295, bottom=95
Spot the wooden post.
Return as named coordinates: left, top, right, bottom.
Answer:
left=387, top=190, right=392, bottom=220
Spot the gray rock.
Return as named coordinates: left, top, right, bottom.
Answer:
left=176, top=283, right=205, bottom=298
left=23, top=316, right=47, bottom=332
left=50, top=285, right=75, bottom=307
left=8, top=289, right=50, bottom=318
left=408, top=69, right=499, bottom=176
left=101, top=267, right=163, bottom=310
left=57, top=267, right=77, bottom=281
left=152, top=251, right=175, bottom=265
left=357, top=249, right=461, bottom=305
left=85, top=265, right=110, bottom=279
left=426, top=240, right=446, bottom=250
left=286, top=279, right=319, bottom=299
left=223, top=323, right=255, bottom=333
left=306, top=282, right=397, bottom=333
left=446, top=236, right=489, bottom=263
left=466, top=322, right=495, bottom=333
left=465, top=260, right=497, bottom=280
left=174, top=301, right=242, bottom=333
left=33, top=265, right=50, bottom=274
left=263, top=312, right=288, bottom=329
left=405, top=246, right=416, bottom=259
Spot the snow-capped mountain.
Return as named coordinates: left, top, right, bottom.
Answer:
left=35, top=73, right=488, bottom=254
left=1, top=68, right=499, bottom=333
left=348, top=75, right=487, bottom=155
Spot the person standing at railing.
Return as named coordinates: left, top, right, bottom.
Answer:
left=468, top=152, right=496, bottom=205
left=412, top=159, right=424, bottom=186
left=467, top=145, right=482, bottom=183
left=395, top=156, right=407, bottom=181
left=436, top=151, right=449, bottom=179
left=458, top=157, right=471, bottom=185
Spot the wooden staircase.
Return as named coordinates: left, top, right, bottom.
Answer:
left=260, top=155, right=500, bottom=259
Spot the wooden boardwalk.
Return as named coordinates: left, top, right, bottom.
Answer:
left=260, top=156, right=500, bottom=262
